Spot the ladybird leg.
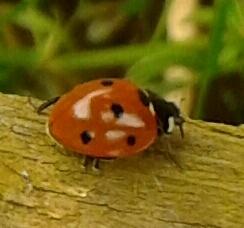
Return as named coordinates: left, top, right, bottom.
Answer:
left=81, top=155, right=91, bottom=170
left=37, top=96, right=60, bottom=114
left=174, top=116, right=185, bottom=138
left=156, top=118, right=164, bottom=136
left=165, top=141, right=182, bottom=170
left=91, top=158, right=100, bottom=172
left=81, top=156, right=101, bottom=172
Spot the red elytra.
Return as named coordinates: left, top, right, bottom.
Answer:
left=48, top=79, right=157, bottom=158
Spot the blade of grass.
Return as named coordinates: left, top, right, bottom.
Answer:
left=46, top=43, right=167, bottom=73
left=126, top=42, right=206, bottom=84
left=46, top=42, right=205, bottom=74
left=151, top=0, right=169, bottom=41
left=0, top=48, right=38, bottom=69
left=195, top=0, right=232, bottom=118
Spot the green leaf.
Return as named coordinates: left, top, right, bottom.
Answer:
left=120, top=0, right=150, bottom=17
left=126, top=42, right=206, bottom=87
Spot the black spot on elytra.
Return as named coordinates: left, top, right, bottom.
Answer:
left=138, top=89, right=150, bottom=106
left=80, top=131, right=92, bottom=144
left=111, top=103, right=124, bottom=118
left=101, top=79, right=114, bottom=86
left=127, top=135, right=136, bottom=146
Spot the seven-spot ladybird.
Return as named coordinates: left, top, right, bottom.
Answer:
left=37, top=78, right=184, bottom=169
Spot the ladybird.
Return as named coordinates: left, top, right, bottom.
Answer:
left=38, top=78, right=184, bottom=169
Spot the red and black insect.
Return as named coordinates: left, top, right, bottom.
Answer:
left=38, top=78, right=184, bottom=169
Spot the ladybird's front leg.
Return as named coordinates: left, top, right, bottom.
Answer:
left=156, top=117, right=164, bottom=136
left=165, top=140, right=182, bottom=170
left=157, top=119, right=182, bottom=169
left=174, top=116, right=185, bottom=138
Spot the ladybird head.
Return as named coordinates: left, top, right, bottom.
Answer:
left=163, top=101, right=185, bottom=138
left=145, top=90, right=185, bottom=138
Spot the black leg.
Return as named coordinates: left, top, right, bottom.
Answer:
left=165, top=141, right=182, bottom=170
left=174, top=116, right=185, bottom=138
left=178, top=124, right=184, bottom=138
left=81, top=155, right=91, bottom=169
left=156, top=118, right=164, bottom=136
left=81, top=156, right=101, bottom=172
left=37, top=96, right=60, bottom=114
left=92, top=158, right=100, bottom=171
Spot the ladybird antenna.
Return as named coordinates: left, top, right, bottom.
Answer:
left=179, top=120, right=185, bottom=138
left=37, top=96, right=60, bottom=114
left=180, top=97, right=186, bottom=107
left=177, top=97, right=186, bottom=138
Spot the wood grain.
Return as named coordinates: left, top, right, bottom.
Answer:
left=0, top=93, right=243, bottom=228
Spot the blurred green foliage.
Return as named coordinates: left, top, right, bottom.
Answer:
left=0, top=0, right=243, bottom=123
left=121, top=0, right=150, bottom=17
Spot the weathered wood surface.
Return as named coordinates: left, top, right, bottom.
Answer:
left=0, top=92, right=243, bottom=228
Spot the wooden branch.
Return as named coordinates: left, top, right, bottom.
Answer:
left=0, top=92, right=244, bottom=228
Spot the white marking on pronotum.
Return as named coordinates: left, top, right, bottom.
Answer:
left=167, top=116, right=175, bottom=133
left=116, top=113, right=145, bottom=128
left=149, top=102, right=155, bottom=115
left=142, top=89, right=149, bottom=96
left=73, top=88, right=111, bottom=119
left=101, top=111, right=114, bottom=122
left=140, top=90, right=155, bottom=116
left=105, top=130, right=126, bottom=140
